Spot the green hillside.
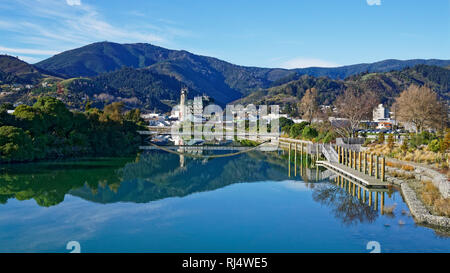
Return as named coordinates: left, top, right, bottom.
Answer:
left=0, top=55, right=42, bottom=84
left=0, top=67, right=195, bottom=112
left=34, top=42, right=450, bottom=105
left=237, top=64, right=450, bottom=114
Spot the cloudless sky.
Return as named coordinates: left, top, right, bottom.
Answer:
left=0, top=0, right=449, bottom=68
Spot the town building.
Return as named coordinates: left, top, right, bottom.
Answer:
left=373, top=104, right=389, bottom=122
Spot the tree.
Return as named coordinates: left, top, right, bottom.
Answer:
left=124, top=109, right=144, bottom=126
left=0, top=97, right=144, bottom=163
left=33, top=97, right=73, bottom=136
left=13, top=105, right=47, bottom=136
left=440, top=130, right=450, bottom=152
left=333, top=88, right=378, bottom=138
left=302, top=126, right=318, bottom=140
left=279, top=117, right=294, bottom=134
left=393, top=85, right=448, bottom=132
left=0, top=126, right=34, bottom=162
left=289, top=122, right=309, bottom=138
left=298, top=88, right=319, bottom=123
left=103, top=102, right=125, bottom=123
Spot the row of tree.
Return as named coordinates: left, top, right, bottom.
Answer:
left=297, top=84, right=448, bottom=137
left=0, top=97, right=146, bottom=162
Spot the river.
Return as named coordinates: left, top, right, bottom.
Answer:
left=0, top=150, right=448, bottom=252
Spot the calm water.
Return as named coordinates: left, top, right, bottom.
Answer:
left=0, top=151, right=448, bottom=253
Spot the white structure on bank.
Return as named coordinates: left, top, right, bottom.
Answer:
left=179, top=87, right=187, bottom=122
left=373, top=104, right=389, bottom=122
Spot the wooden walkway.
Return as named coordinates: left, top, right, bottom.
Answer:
left=316, top=160, right=388, bottom=188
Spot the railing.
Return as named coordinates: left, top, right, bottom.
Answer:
left=335, top=145, right=386, bottom=182
left=321, top=144, right=339, bottom=163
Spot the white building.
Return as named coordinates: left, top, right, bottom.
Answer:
left=373, top=104, right=389, bottom=122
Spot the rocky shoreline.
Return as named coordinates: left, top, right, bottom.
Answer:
left=386, top=167, right=450, bottom=228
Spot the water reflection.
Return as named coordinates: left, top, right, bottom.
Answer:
left=0, top=151, right=393, bottom=227
left=0, top=151, right=297, bottom=207
left=73, top=151, right=294, bottom=204
left=310, top=177, right=392, bottom=225
left=0, top=158, right=129, bottom=207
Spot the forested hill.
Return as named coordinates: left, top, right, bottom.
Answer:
left=34, top=42, right=450, bottom=105
left=236, top=64, right=450, bottom=115
left=291, top=59, right=450, bottom=80
left=0, top=55, right=42, bottom=84
left=2, top=42, right=450, bottom=113
left=91, top=67, right=202, bottom=111
left=0, top=66, right=197, bottom=113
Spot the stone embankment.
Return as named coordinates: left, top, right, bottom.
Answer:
left=385, top=161, right=450, bottom=228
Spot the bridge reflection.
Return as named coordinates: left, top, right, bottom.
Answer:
left=331, top=176, right=390, bottom=214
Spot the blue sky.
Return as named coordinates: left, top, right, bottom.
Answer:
left=0, top=0, right=449, bottom=68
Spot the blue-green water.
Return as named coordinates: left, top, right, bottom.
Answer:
left=0, top=151, right=448, bottom=253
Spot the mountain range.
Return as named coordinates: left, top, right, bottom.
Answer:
left=1, top=41, right=449, bottom=112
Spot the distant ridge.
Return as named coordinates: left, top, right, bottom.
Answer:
left=34, top=42, right=450, bottom=105
left=292, top=58, right=450, bottom=79
left=1, top=43, right=449, bottom=112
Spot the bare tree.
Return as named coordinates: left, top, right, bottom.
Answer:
left=393, top=85, right=448, bottom=132
left=298, top=88, right=319, bottom=123
left=333, top=88, right=378, bottom=138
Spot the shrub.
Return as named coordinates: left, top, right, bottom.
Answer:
left=363, top=138, right=372, bottom=147
left=280, top=117, right=294, bottom=132
left=322, top=131, right=336, bottom=143
left=421, top=181, right=441, bottom=207
left=440, top=130, right=450, bottom=152
left=289, top=122, right=308, bottom=138
left=410, top=131, right=435, bottom=148
left=302, top=126, right=318, bottom=140
left=401, top=138, right=408, bottom=153
left=428, top=139, right=440, bottom=153
left=387, top=134, right=395, bottom=151
left=434, top=198, right=450, bottom=217
left=282, top=125, right=292, bottom=135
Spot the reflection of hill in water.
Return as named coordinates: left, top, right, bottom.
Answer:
left=71, top=151, right=291, bottom=204
left=0, top=151, right=388, bottom=227
left=0, top=158, right=131, bottom=207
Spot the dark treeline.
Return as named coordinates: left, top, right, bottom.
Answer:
left=0, top=97, right=146, bottom=162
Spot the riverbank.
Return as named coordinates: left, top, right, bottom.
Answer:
left=278, top=137, right=450, bottom=228
left=383, top=159, right=450, bottom=228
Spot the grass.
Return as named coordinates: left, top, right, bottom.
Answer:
left=401, top=164, right=415, bottom=171
left=366, top=143, right=447, bottom=164
left=385, top=160, right=415, bottom=171
left=366, top=143, right=448, bottom=177
left=419, top=181, right=450, bottom=217
left=386, top=161, right=401, bottom=168
left=388, top=170, right=416, bottom=180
